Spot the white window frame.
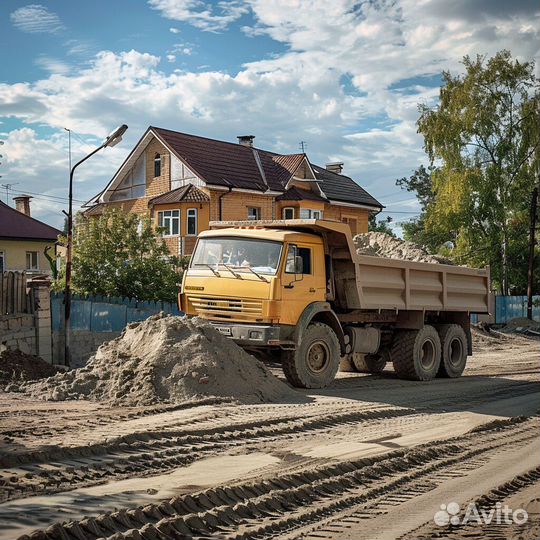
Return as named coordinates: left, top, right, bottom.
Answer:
left=299, top=208, right=323, bottom=219
left=282, top=207, right=295, bottom=220
left=26, top=251, right=39, bottom=271
left=247, top=207, right=261, bottom=220
left=187, top=208, right=197, bottom=236
left=158, top=209, right=180, bottom=236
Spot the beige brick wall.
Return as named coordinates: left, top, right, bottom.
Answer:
left=324, top=205, right=369, bottom=233
left=206, top=190, right=274, bottom=221
left=145, top=138, right=170, bottom=197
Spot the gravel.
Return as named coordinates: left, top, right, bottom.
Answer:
left=354, top=232, right=453, bottom=264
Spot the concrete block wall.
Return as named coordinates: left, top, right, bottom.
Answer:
left=0, top=314, right=37, bottom=355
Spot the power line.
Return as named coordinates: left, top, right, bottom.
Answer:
left=10, top=188, right=86, bottom=204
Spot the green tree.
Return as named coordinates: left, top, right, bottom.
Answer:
left=417, top=50, right=539, bottom=294
left=396, top=165, right=451, bottom=252
left=55, top=209, right=186, bottom=302
left=368, top=214, right=396, bottom=237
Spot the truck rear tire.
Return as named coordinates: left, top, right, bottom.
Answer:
left=436, top=324, right=468, bottom=378
left=282, top=322, right=340, bottom=388
left=352, top=351, right=388, bottom=374
left=391, top=325, right=441, bottom=381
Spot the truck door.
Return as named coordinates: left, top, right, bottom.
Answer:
left=280, top=242, right=326, bottom=325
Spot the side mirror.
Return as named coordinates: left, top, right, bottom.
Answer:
left=294, top=255, right=303, bottom=275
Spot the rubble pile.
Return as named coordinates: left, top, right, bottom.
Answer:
left=354, top=232, right=453, bottom=264
left=24, top=313, right=295, bottom=406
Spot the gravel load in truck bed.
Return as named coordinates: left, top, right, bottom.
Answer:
left=354, top=232, right=454, bottom=264
left=22, top=313, right=296, bottom=406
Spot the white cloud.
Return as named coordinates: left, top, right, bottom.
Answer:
left=10, top=4, right=64, bottom=34
left=35, top=56, right=71, bottom=75
left=1, top=0, right=539, bottom=227
left=169, top=27, right=181, bottom=33
left=149, top=0, right=249, bottom=32
left=166, top=54, right=176, bottom=63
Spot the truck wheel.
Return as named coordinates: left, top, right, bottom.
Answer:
left=352, top=351, right=388, bottom=374
left=436, top=324, right=468, bottom=378
left=282, top=323, right=340, bottom=388
left=391, top=326, right=441, bottom=381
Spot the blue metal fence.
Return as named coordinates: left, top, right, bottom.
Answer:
left=495, top=295, right=540, bottom=324
left=51, top=293, right=182, bottom=332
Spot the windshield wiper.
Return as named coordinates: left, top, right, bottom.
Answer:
left=243, top=266, right=269, bottom=282
left=221, top=263, right=243, bottom=279
left=203, top=264, right=221, bottom=277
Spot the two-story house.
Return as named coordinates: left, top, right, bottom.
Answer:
left=83, top=127, right=383, bottom=256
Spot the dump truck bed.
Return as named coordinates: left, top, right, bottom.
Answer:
left=209, top=220, right=490, bottom=314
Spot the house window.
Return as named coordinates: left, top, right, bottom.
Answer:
left=26, top=251, right=38, bottom=271
left=0, top=251, right=4, bottom=273
left=154, top=154, right=162, bottom=177
left=247, top=207, right=261, bottom=220
left=299, top=208, right=323, bottom=219
left=158, top=210, right=180, bottom=236
left=187, top=208, right=197, bottom=236
left=282, top=207, right=295, bottom=220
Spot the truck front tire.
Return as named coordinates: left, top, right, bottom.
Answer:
left=436, top=324, right=468, bottom=378
left=282, top=322, right=340, bottom=388
left=391, top=325, right=441, bottom=381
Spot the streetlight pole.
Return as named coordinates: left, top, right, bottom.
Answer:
left=63, top=124, right=128, bottom=366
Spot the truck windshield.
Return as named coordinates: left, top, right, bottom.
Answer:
left=191, top=237, right=283, bottom=275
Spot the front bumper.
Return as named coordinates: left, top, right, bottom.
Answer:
left=209, top=322, right=294, bottom=348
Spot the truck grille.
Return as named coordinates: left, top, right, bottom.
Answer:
left=188, top=295, right=263, bottom=320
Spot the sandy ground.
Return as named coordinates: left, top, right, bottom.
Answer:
left=0, top=333, right=538, bottom=540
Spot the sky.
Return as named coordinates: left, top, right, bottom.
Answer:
left=0, top=0, right=538, bottom=231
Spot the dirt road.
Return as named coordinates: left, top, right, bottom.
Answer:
left=0, top=332, right=538, bottom=540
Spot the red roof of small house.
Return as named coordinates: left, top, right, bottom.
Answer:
left=0, top=200, right=60, bottom=241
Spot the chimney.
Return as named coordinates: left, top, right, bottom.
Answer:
left=14, top=195, right=32, bottom=216
left=237, top=135, right=255, bottom=147
left=326, top=162, right=344, bottom=174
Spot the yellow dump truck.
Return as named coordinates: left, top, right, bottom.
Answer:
left=179, top=220, right=490, bottom=388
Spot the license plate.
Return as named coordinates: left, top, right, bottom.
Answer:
left=217, top=327, right=232, bottom=336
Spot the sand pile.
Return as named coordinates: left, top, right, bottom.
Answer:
left=0, top=350, right=60, bottom=389
left=354, top=232, right=453, bottom=264
left=23, top=313, right=295, bottom=406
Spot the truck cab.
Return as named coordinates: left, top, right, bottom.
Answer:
left=180, top=225, right=328, bottom=343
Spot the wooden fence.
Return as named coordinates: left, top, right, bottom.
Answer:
left=0, top=271, right=32, bottom=316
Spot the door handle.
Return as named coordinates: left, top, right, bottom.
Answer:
left=309, top=287, right=316, bottom=293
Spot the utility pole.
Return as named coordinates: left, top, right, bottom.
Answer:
left=526, top=185, right=538, bottom=320
left=1, top=182, right=19, bottom=205
left=299, top=141, right=307, bottom=153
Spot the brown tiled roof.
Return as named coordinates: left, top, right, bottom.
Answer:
left=152, top=127, right=313, bottom=193
left=89, top=126, right=383, bottom=211
left=148, top=184, right=210, bottom=205
left=276, top=186, right=328, bottom=202
left=0, top=200, right=60, bottom=241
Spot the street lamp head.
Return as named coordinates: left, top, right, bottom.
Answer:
left=104, top=124, right=128, bottom=148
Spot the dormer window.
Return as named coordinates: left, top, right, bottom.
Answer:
left=154, top=154, right=162, bottom=177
